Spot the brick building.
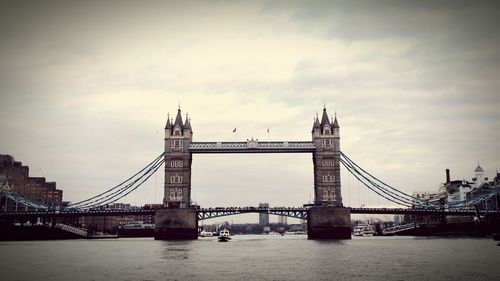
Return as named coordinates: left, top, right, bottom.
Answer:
left=0, top=154, right=63, bottom=206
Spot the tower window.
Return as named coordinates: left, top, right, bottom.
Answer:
left=322, top=187, right=336, bottom=202
left=170, top=175, right=183, bottom=183
left=322, top=174, right=335, bottom=182
left=169, top=188, right=183, bottom=201
left=170, top=160, right=184, bottom=168
left=321, top=160, right=335, bottom=167
left=171, top=140, right=183, bottom=151
left=322, top=139, right=332, bottom=148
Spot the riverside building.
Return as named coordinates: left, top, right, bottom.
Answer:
left=0, top=154, right=62, bottom=209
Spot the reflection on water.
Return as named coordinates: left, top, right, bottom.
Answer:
left=161, top=241, right=193, bottom=260
left=0, top=235, right=499, bottom=281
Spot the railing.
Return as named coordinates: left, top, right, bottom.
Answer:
left=55, top=223, right=88, bottom=237
left=197, top=207, right=308, bottom=220
left=189, top=141, right=316, bottom=153
left=382, top=223, right=417, bottom=234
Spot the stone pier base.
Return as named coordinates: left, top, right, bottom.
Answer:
left=154, top=208, right=198, bottom=240
left=307, top=207, right=351, bottom=239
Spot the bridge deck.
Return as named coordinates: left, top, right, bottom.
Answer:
left=189, top=141, right=316, bottom=153
left=1, top=207, right=498, bottom=220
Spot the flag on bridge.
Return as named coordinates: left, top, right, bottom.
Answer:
left=233, top=128, right=237, bottom=133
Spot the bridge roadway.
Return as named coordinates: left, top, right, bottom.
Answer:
left=1, top=207, right=498, bottom=221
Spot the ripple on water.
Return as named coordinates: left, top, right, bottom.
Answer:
left=0, top=236, right=499, bottom=281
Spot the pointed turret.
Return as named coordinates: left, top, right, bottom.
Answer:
left=333, top=113, right=339, bottom=128
left=320, top=107, right=330, bottom=127
left=174, top=108, right=183, bottom=127
left=184, top=113, right=191, bottom=130
left=165, top=114, right=172, bottom=129
left=311, top=113, right=321, bottom=135
left=312, top=114, right=320, bottom=130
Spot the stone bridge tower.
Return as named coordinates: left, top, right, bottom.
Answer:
left=309, top=107, right=350, bottom=239
left=312, top=107, right=342, bottom=206
left=163, top=108, right=193, bottom=208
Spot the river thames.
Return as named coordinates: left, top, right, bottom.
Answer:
left=1, top=235, right=499, bottom=281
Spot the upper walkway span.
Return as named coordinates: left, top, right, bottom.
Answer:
left=189, top=141, right=316, bottom=153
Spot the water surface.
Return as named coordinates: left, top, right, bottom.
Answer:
left=1, top=235, right=498, bottom=281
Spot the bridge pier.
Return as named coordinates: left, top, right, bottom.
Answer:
left=307, top=207, right=351, bottom=239
left=154, top=208, right=198, bottom=240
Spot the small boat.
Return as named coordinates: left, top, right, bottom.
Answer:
left=363, top=226, right=375, bottom=237
left=218, top=229, right=231, bottom=242
left=353, top=226, right=364, bottom=236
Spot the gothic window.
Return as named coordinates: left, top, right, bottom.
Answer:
left=322, top=139, right=332, bottom=149
left=170, top=160, right=183, bottom=168
left=170, top=175, right=183, bottom=184
left=321, top=160, right=334, bottom=167
left=174, top=130, right=180, bottom=136
left=322, top=174, right=335, bottom=182
left=171, top=140, right=183, bottom=151
left=169, top=188, right=183, bottom=201
left=322, top=187, right=336, bottom=202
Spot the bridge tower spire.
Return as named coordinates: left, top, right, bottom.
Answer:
left=164, top=107, right=193, bottom=208
left=312, top=107, right=342, bottom=206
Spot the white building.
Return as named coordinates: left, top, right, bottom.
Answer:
left=471, top=163, right=486, bottom=188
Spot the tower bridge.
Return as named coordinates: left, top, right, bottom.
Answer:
left=2, top=106, right=499, bottom=240
left=156, top=106, right=348, bottom=239
left=162, top=107, right=342, bottom=210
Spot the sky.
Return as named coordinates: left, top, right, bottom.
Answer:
left=1, top=0, right=500, bottom=222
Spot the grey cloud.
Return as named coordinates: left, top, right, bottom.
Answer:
left=1, top=0, right=499, bottom=209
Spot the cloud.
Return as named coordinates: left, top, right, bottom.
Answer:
left=1, top=1, right=499, bottom=212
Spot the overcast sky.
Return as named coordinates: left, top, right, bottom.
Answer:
left=1, top=1, right=499, bottom=222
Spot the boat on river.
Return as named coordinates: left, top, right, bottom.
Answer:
left=353, top=223, right=375, bottom=237
left=218, top=229, right=231, bottom=242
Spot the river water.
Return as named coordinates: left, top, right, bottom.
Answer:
left=1, top=235, right=499, bottom=281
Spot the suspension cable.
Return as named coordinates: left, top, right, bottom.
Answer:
left=340, top=158, right=412, bottom=207
left=341, top=152, right=427, bottom=204
left=340, top=152, right=430, bottom=207
left=341, top=156, right=415, bottom=205
left=73, top=155, right=164, bottom=209
left=69, top=153, right=164, bottom=208
left=77, top=158, right=164, bottom=209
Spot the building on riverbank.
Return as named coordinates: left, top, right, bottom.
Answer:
left=0, top=154, right=63, bottom=209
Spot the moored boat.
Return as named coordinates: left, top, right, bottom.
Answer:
left=353, top=226, right=364, bottom=236
left=353, top=223, right=375, bottom=237
left=199, top=231, right=213, bottom=237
